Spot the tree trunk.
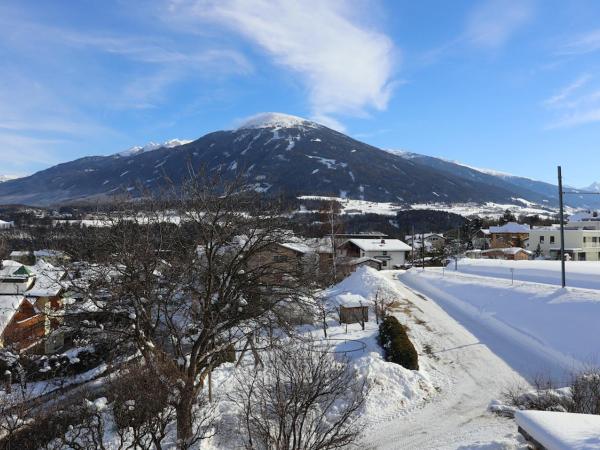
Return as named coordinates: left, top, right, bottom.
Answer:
left=176, top=384, right=195, bottom=448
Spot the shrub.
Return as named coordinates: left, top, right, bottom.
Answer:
left=378, top=316, right=419, bottom=370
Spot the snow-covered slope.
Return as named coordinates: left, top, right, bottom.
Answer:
left=117, top=139, right=191, bottom=157
left=581, top=181, right=600, bottom=193
left=236, top=112, right=320, bottom=130
left=0, top=175, right=22, bottom=183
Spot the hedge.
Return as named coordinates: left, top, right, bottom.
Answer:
left=378, top=316, right=419, bottom=370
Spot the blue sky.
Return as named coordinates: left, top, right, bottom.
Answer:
left=1, top=0, right=600, bottom=187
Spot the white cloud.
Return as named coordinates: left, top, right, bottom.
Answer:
left=543, top=74, right=591, bottom=107
left=558, top=29, right=600, bottom=56
left=465, top=0, right=534, bottom=48
left=544, top=75, right=600, bottom=129
left=167, top=0, right=397, bottom=126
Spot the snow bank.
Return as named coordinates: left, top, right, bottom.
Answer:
left=326, top=266, right=405, bottom=306
left=515, top=410, right=600, bottom=449
left=453, top=259, right=600, bottom=290
left=400, top=269, right=600, bottom=380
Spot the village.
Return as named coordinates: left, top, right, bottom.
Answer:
left=1, top=194, right=600, bottom=449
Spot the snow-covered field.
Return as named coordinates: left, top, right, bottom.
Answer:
left=400, top=267, right=600, bottom=382
left=454, top=258, right=600, bottom=290
left=296, top=195, right=563, bottom=219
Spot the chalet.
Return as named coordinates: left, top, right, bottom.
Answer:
left=0, top=295, right=46, bottom=351
left=0, top=260, right=65, bottom=353
left=337, top=238, right=412, bottom=269
left=0, top=219, right=14, bottom=230
left=489, top=222, right=530, bottom=249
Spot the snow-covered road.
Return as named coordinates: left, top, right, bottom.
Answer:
left=363, top=272, right=527, bottom=449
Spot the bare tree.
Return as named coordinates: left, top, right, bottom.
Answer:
left=67, top=172, right=314, bottom=446
left=372, top=288, right=395, bottom=324
left=231, top=341, right=368, bottom=450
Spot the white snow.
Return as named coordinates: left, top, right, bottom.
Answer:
left=400, top=266, right=600, bottom=380
left=117, top=138, right=190, bottom=157
left=451, top=258, right=600, bottom=290
left=0, top=174, right=22, bottom=182
left=236, top=112, right=320, bottom=130
left=515, top=410, right=600, bottom=449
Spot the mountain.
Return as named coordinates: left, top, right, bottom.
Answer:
left=0, top=112, right=596, bottom=210
left=117, top=139, right=191, bottom=157
left=0, top=175, right=22, bottom=183
left=582, top=182, right=600, bottom=193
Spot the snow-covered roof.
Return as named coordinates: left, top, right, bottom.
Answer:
left=515, top=410, right=600, bottom=450
left=343, top=257, right=383, bottom=266
left=489, top=222, right=530, bottom=233
left=236, top=112, right=319, bottom=130
left=0, top=295, right=27, bottom=335
left=482, top=247, right=532, bottom=255
left=346, top=239, right=412, bottom=252
left=569, top=210, right=600, bottom=222
left=279, top=242, right=312, bottom=254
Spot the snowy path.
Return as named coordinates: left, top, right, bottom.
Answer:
left=363, top=272, right=527, bottom=449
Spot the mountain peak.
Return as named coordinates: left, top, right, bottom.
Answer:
left=117, top=139, right=191, bottom=157
left=236, top=112, right=319, bottom=130
left=582, top=182, right=600, bottom=193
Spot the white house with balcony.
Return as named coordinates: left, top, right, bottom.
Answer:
left=337, top=238, right=412, bottom=269
left=527, top=211, right=600, bottom=261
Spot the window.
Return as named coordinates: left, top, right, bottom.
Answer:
left=381, top=260, right=387, bottom=267
left=584, top=237, right=588, bottom=243
left=579, top=252, right=587, bottom=261
left=550, top=236, right=555, bottom=244
left=594, top=237, right=598, bottom=244
left=382, top=251, right=388, bottom=256
left=540, top=236, right=545, bottom=243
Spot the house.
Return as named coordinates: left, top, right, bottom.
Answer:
left=337, top=238, right=412, bottom=269
left=0, top=220, right=14, bottom=230
left=0, top=295, right=46, bottom=351
left=471, top=229, right=491, bottom=250
left=9, top=250, right=35, bottom=265
left=527, top=215, right=600, bottom=261
left=0, top=260, right=65, bottom=352
left=480, top=247, right=532, bottom=261
left=34, top=250, right=71, bottom=267
left=489, top=223, right=530, bottom=249
left=405, top=233, right=446, bottom=252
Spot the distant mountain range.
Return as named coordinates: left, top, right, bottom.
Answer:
left=0, top=112, right=598, bottom=211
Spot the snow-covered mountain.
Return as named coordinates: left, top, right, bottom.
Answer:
left=582, top=182, right=600, bottom=193
left=0, top=112, right=597, bottom=209
left=117, top=139, right=191, bottom=157
left=0, top=175, right=22, bottom=183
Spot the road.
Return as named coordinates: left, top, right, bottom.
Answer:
left=363, top=272, right=528, bottom=449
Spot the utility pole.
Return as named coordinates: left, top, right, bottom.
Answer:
left=558, top=166, right=566, bottom=288
left=455, top=227, right=460, bottom=271
left=421, top=233, right=425, bottom=270
left=411, top=225, right=415, bottom=266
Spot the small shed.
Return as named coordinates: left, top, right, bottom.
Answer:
left=339, top=305, right=369, bottom=324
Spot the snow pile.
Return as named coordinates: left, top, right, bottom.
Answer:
left=401, top=268, right=600, bottom=380
left=236, top=112, right=320, bottom=130
left=353, top=351, right=435, bottom=421
left=117, top=139, right=191, bottom=157
left=326, top=266, right=405, bottom=306
left=515, top=410, right=600, bottom=449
